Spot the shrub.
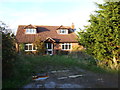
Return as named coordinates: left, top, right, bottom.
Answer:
left=2, top=32, right=17, bottom=79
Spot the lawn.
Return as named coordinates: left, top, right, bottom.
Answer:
left=2, top=54, right=117, bottom=88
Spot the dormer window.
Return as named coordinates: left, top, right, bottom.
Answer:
left=24, top=24, right=37, bottom=34
left=25, top=28, right=36, bottom=34
left=59, top=29, right=68, bottom=34
left=57, top=25, right=70, bottom=34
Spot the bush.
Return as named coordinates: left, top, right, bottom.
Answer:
left=56, top=50, right=69, bottom=55
left=2, top=32, right=17, bottom=79
left=68, top=51, right=97, bottom=65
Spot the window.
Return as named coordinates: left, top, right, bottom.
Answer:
left=61, top=43, right=72, bottom=50
left=25, top=44, right=36, bottom=51
left=25, top=29, right=36, bottom=34
left=59, top=29, right=68, bottom=34
left=45, top=43, right=53, bottom=49
left=45, top=43, right=53, bottom=55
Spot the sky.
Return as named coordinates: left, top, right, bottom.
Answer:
left=0, top=0, right=104, bottom=34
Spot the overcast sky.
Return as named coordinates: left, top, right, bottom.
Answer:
left=0, top=0, right=104, bottom=34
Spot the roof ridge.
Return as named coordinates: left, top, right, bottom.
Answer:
left=35, top=25, right=60, bottom=27
left=18, top=25, right=71, bottom=27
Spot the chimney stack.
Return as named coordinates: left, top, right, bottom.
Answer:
left=71, top=23, right=75, bottom=29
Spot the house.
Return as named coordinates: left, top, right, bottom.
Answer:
left=16, top=24, right=82, bottom=55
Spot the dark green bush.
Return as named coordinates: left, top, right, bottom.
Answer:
left=56, top=50, right=69, bottom=55
left=2, top=32, right=17, bottom=79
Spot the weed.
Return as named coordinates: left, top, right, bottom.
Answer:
left=2, top=54, right=118, bottom=88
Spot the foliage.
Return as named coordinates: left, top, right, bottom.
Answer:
left=33, top=36, right=45, bottom=55
left=0, top=21, right=12, bottom=34
left=68, top=51, right=98, bottom=68
left=19, top=43, right=25, bottom=54
left=56, top=50, right=69, bottom=55
left=78, top=2, right=120, bottom=70
left=72, top=45, right=84, bottom=51
left=19, top=43, right=24, bottom=51
left=2, top=27, right=17, bottom=79
left=3, top=54, right=110, bottom=88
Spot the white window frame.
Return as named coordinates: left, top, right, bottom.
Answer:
left=46, top=43, right=53, bottom=49
left=25, top=29, right=36, bottom=34
left=25, top=43, right=36, bottom=51
left=61, top=43, right=72, bottom=50
left=45, top=43, right=53, bottom=55
left=59, top=29, right=68, bottom=34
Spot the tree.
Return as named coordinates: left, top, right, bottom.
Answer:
left=0, top=21, right=12, bottom=34
left=33, top=36, right=45, bottom=55
left=78, top=2, right=120, bottom=70
left=1, top=21, right=17, bottom=79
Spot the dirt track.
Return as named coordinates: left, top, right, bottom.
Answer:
left=23, top=68, right=118, bottom=88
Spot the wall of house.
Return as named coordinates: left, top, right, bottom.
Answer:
left=53, top=42, right=84, bottom=54
left=54, top=43, right=83, bottom=50
left=16, top=42, right=84, bottom=55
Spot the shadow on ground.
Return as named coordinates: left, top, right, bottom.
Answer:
left=23, top=68, right=118, bottom=88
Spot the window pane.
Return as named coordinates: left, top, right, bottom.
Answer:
left=29, top=29, right=32, bottom=33
left=25, top=45, right=28, bottom=50
left=28, top=29, right=30, bottom=32
left=62, top=45, right=64, bottom=49
left=62, top=30, right=64, bottom=33
left=33, top=29, right=35, bottom=33
left=69, top=45, right=71, bottom=49
left=29, top=45, right=32, bottom=50
left=65, top=45, right=68, bottom=49
left=26, top=29, right=28, bottom=33
left=64, top=30, right=66, bottom=33
left=33, top=45, right=36, bottom=50
left=48, top=43, right=52, bottom=49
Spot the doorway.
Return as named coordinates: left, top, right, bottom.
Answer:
left=45, top=43, right=53, bottom=55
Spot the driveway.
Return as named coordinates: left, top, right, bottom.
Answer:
left=23, top=68, right=118, bottom=88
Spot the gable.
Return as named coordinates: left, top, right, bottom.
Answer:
left=44, top=37, right=55, bottom=43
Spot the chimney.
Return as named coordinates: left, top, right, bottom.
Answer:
left=71, top=23, right=75, bottom=29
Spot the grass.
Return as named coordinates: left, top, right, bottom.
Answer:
left=3, top=53, right=118, bottom=88
left=3, top=55, right=80, bottom=88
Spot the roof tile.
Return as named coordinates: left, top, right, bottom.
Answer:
left=16, top=25, right=78, bottom=43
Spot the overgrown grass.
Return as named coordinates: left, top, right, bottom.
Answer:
left=3, top=53, right=118, bottom=88
left=68, top=51, right=119, bottom=73
left=3, top=55, right=81, bottom=88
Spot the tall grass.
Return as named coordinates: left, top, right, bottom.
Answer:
left=68, top=51, right=119, bottom=73
left=3, top=55, right=81, bottom=88
left=3, top=53, right=117, bottom=88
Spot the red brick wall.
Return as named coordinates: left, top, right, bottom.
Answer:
left=53, top=42, right=83, bottom=54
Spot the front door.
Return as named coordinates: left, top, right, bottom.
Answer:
left=45, top=43, right=53, bottom=55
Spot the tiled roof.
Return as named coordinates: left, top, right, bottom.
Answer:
left=57, top=25, right=71, bottom=29
left=16, top=25, right=78, bottom=43
left=24, top=24, right=37, bottom=29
